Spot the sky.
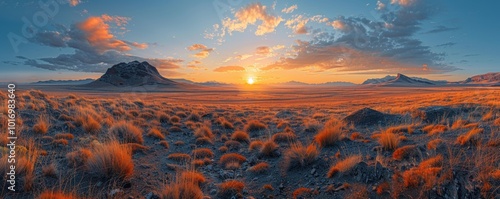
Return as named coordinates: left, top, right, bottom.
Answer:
left=0, top=0, right=498, bottom=84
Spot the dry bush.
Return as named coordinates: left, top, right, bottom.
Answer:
left=66, top=148, right=92, bottom=167
left=293, top=187, right=312, bottom=199
left=168, top=153, right=191, bottom=162
left=422, top=124, right=448, bottom=135
left=231, top=131, right=250, bottom=143
left=393, top=145, right=418, bottom=160
left=162, top=175, right=204, bottom=199
left=378, top=130, right=399, bottom=151
left=174, top=141, right=184, bottom=146
left=33, top=114, right=50, bottom=134
left=86, top=141, right=134, bottom=180
left=402, top=155, right=443, bottom=188
left=54, top=133, right=74, bottom=140
left=109, top=121, right=144, bottom=144
left=457, top=128, right=483, bottom=146
left=304, top=120, right=322, bottom=132
left=147, top=128, right=165, bottom=140
left=427, top=139, right=443, bottom=150
left=216, top=117, right=234, bottom=129
left=244, top=120, right=267, bottom=132
left=192, top=148, right=214, bottom=159
left=38, top=190, right=77, bottom=199
left=314, top=121, right=345, bottom=147
left=277, top=120, right=290, bottom=129
left=218, top=180, right=245, bottom=199
left=326, top=155, right=362, bottom=178
left=272, top=132, right=297, bottom=143
left=194, top=126, right=214, bottom=139
left=248, top=162, right=270, bottom=173
left=219, top=153, right=246, bottom=169
left=259, top=140, right=279, bottom=157
left=283, top=143, right=319, bottom=171
left=249, top=140, right=264, bottom=151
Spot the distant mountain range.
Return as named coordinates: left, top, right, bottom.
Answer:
left=29, top=61, right=499, bottom=87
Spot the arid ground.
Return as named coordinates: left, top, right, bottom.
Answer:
left=1, top=87, right=499, bottom=199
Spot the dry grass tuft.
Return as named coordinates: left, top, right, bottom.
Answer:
left=147, top=128, right=165, bottom=140
left=162, top=174, right=204, bottom=199
left=218, top=180, right=245, bottom=199
left=326, top=155, right=362, bottom=178
left=293, top=187, right=312, bottom=199
left=457, top=128, right=483, bottom=146
left=169, top=115, right=181, bottom=123
left=219, top=153, right=246, bottom=169
left=244, top=120, right=267, bottom=132
left=54, top=133, right=74, bottom=140
left=427, top=139, right=443, bottom=150
left=248, top=162, right=270, bottom=173
left=249, top=140, right=264, bottom=152
left=224, top=140, right=242, bottom=150
left=423, top=124, right=448, bottom=135
left=86, top=141, right=134, bottom=180
left=180, top=171, right=206, bottom=185
left=52, top=138, right=69, bottom=146
left=168, top=153, right=192, bottom=162
left=272, top=132, right=297, bottom=143
left=283, top=143, right=319, bottom=171
left=494, top=118, right=500, bottom=126
left=378, top=130, right=400, bottom=151
left=196, top=137, right=214, bottom=145
left=33, top=114, right=50, bottom=134
left=393, top=145, right=418, bottom=160
left=231, top=131, right=250, bottom=143
left=38, top=190, right=77, bottom=199
left=109, top=121, right=144, bottom=144
left=314, top=121, right=345, bottom=147
left=259, top=140, right=279, bottom=157
left=194, top=126, right=214, bottom=140
left=159, top=140, right=169, bottom=149
left=192, top=148, right=214, bottom=159
left=402, top=155, right=443, bottom=188
left=66, top=148, right=92, bottom=167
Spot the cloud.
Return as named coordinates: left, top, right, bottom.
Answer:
left=222, top=3, right=283, bottom=36
left=281, top=5, right=298, bottom=13
left=376, top=1, right=386, bottom=10
left=435, top=42, right=456, bottom=48
left=391, top=0, right=416, bottom=7
left=223, top=54, right=253, bottom=62
left=285, top=15, right=309, bottom=34
left=256, top=46, right=272, bottom=56
left=20, top=15, right=177, bottom=73
left=263, top=0, right=459, bottom=74
left=424, top=25, right=459, bottom=34
left=213, top=66, right=245, bottom=72
left=68, top=0, right=80, bottom=7
left=187, top=44, right=213, bottom=58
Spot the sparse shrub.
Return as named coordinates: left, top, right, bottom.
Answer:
left=350, top=132, right=363, bottom=140
left=109, top=121, right=144, bottom=144
left=192, top=158, right=212, bottom=167
left=457, top=128, right=483, bottom=146
left=402, top=155, right=443, bottom=188
left=82, top=116, right=101, bottom=134
left=66, top=148, right=92, bottom=167
left=86, top=141, right=134, bottom=180
left=451, top=119, right=467, bottom=129
left=192, top=148, right=214, bottom=159
left=293, top=187, right=312, bottom=199
left=219, top=153, right=246, bottom=169
left=314, top=122, right=345, bottom=147
left=194, top=126, right=214, bottom=139
left=218, top=180, right=245, bottom=199
left=147, top=128, right=165, bottom=140
left=168, top=153, right=191, bottom=162
left=326, top=155, right=362, bottom=178
left=231, top=131, right=250, bottom=143
left=378, top=131, right=399, bottom=151
left=393, top=145, right=417, bottom=160
left=244, top=120, right=267, bottom=132
left=249, top=140, right=264, bottom=151
left=260, top=140, right=279, bottom=157
left=54, top=133, right=74, bottom=140
left=159, top=113, right=170, bottom=123
left=248, top=162, right=270, bottom=173
left=33, top=114, right=50, bottom=134
left=283, top=143, right=319, bottom=171
left=38, top=190, right=77, bottom=199
left=272, top=132, right=297, bottom=143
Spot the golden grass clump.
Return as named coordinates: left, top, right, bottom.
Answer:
left=162, top=174, right=204, bottom=199
left=180, top=171, right=206, bottom=185
left=392, top=145, right=417, bottom=160
left=147, top=128, right=165, bottom=140
left=86, top=141, right=134, bottom=180
left=81, top=116, right=101, bottom=134
left=224, top=140, right=242, bottom=150
left=272, top=132, right=297, bottom=143
left=231, top=131, right=250, bottom=143
left=314, top=121, right=345, bottom=147
left=283, top=143, right=319, bottom=171
left=326, top=155, right=362, bottom=178
left=158, top=141, right=169, bottom=149
left=192, top=148, right=214, bottom=159
left=194, top=126, right=214, bottom=140
left=52, top=138, right=69, bottom=146
left=66, top=148, right=92, bottom=167
left=457, top=128, right=484, bottom=146
left=244, top=120, right=267, bottom=132
left=293, top=187, right=312, bottom=199
left=167, top=153, right=192, bottom=162
left=378, top=130, right=399, bottom=151
left=248, top=162, right=270, bottom=173
left=402, top=155, right=443, bottom=188
left=33, top=114, right=50, bottom=134
left=42, top=163, right=58, bottom=177
left=218, top=180, right=245, bottom=199
left=494, top=118, right=500, bottom=126
left=219, top=153, right=246, bottom=169
left=249, top=140, right=264, bottom=151
left=422, top=124, right=448, bottom=135
left=259, top=140, right=279, bottom=157
left=109, top=121, right=144, bottom=144
left=427, top=139, right=443, bottom=150
left=54, top=133, right=74, bottom=140
left=38, top=190, right=77, bottom=199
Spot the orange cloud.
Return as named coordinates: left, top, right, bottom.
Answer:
left=187, top=44, right=213, bottom=58
left=331, top=20, right=347, bottom=30
left=391, top=0, right=416, bottom=6
left=69, top=0, right=80, bottom=7
left=285, top=15, right=309, bottom=34
left=77, top=15, right=147, bottom=53
left=223, top=3, right=283, bottom=36
left=213, top=66, right=245, bottom=72
left=281, top=5, right=298, bottom=13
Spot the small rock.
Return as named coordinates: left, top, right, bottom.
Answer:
left=279, top=183, right=285, bottom=190
left=310, top=168, right=316, bottom=175
left=210, top=189, right=217, bottom=195
left=145, top=192, right=160, bottom=199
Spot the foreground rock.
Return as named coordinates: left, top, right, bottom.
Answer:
left=343, top=107, right=399, bottom=126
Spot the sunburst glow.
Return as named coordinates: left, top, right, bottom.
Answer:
left=247, top=77, right=255, bottom=85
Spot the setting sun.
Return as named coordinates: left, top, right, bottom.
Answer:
left=247, top=77, right=255, bottom=85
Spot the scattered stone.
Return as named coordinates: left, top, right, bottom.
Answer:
left=145, top=192, right=160, bottom=199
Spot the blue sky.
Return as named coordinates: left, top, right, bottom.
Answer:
left=0, top=0, right=498, bottom=83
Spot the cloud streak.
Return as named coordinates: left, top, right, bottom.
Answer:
left=213, top=65, right=245, bottom=72
left=222, top=3, right=283, bottom=36
left=187, top=44, right=214, bottom=58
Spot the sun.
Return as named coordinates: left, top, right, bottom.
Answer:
left=247, top=77, right=255, bottom=85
